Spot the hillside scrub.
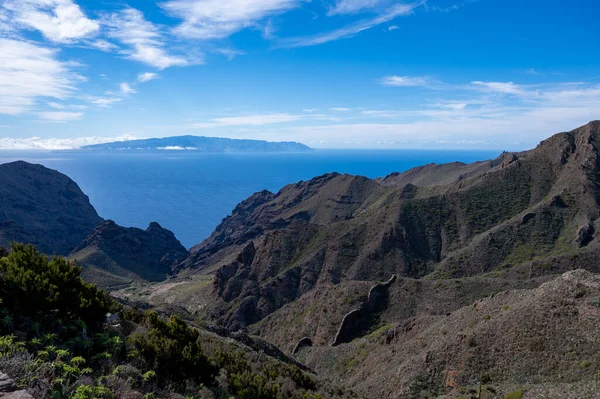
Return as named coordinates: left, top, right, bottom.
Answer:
left=0, top=244, right=337, bottom=399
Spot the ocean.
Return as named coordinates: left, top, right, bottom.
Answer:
left=0, top=150, right=500, bottom=248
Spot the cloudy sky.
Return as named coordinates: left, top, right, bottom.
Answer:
left=0, top=0, right=598, bottom=149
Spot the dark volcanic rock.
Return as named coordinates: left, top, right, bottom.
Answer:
left=0, top=161, right=102, bottom=255
left=71, top=220, right=189, bottom=282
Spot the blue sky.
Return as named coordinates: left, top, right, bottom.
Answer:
left=0, top=0, right=598, bottom=149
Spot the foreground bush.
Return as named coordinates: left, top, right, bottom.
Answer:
left=0, top=244, right=334, bottom=399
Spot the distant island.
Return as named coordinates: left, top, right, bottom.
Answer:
left=81, top=136, right=314, bottom=153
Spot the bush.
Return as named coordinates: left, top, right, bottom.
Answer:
left=0, top=243, right=113, bottom=337
left=127, top=311, right=217, bottom=389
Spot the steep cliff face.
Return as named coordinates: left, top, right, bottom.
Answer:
left=70, top=220, right=189, bottom=286
left=0, top=161, right=102, bottom=255
left=176, top=121, right=600, bottom=329
left=0, top=160, right=190, bottom=287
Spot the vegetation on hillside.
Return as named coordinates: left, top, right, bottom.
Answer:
left=0, top=244, right=336, bottom=399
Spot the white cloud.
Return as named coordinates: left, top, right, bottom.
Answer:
left=329, top=0, right=389, bottom=15
left=277, top=2, right=422, bottom=47
left=0, top=38, right=79, bottom=115
left=88, top=39, right=119, bottom=52
left=88, top=96, right=122, bottom=107
left=0, top=134, right=137, bottom=150
left=138, top=72, right=158, bottom=82
left=216, top=48, right=246, bottom=60
left=471, top=81, right=529, bottom=96
left=38, top=111, right=83, bottom=122
left=119, top=82, right=137, bottom=95
left=191, top=113, right=302, bottom=128
left=47, top=101, right=66, bottom=109
left=162, top=0, right=304, bottom=39
left=103, top=7, right=191, bottom=69
left=430, top=102, right=467, bottom=110
left=2, top=0, right=99, bottom=43
left=157, top=146, right=198, bottom=150
left=380, top=75, right=436, bottom=87
left=330, top=107, right=352, bottom=112
left=388, top=25, right=399, bottom=31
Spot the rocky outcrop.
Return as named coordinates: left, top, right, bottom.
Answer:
left=0, top=161, right=102, bottom=255
left=293, top=337, right=313, bottom=354
left=0, top=372, right=33, bottom=398
left=70, top=220, right=189, bottom=283
left=332, top=275, right=396, bottom=346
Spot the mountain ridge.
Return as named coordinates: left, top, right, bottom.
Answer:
left=166, top=120, right=600, bottom=332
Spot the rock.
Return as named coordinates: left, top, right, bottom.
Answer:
left=576, top=223, right=595, bottom=247
left=105, top=312, right=119, bottom=324
left=1, top=391, right=34, bottom=399
left=521, top=212, right=536, bottom=225
left=332, top=275, right=396, bottom=345
left=501, top=153, right=518, bottom=168
left=0, top=161, right=102, bottom=255
left=0, top=373, right=16, bottom=392
left=293, top=337, right=313, bottom=354
left=0, top=372, right=33, bottom=398
left=70, top=220, right=189, bottom=283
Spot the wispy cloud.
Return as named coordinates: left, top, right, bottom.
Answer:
left=2, top=0, right=99, bottom=43
left=276, top=2, right=423, bottom=47
left=87, top=96, right=122, bottom=107
left=380, top=75, right=438, bottom=88
left=47, top=101, right=66, bottom=109
left=138, top=72, right=158, bottom=82
left=103, top=7, right=192, bottom=69
left=0, top=38, right=81, bottom=115
left=216, top=48, right=246, bottom=60
left=328, top=0, right=390, bottom=15
left=190, top=113, right=302, bottom=128
left=88, top=39, right=119, bottom=52
left=162, top=0, right=305, bottom=39
left=119, top=82, right=137, bottom=95
left=471, top=81, right=530, bottom=96
left=38, top=111, right=83, bottom=123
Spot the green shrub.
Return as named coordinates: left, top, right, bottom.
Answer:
left=127, top=312, right=217, bottom=389
left=0, top=244, right=113, bottom=337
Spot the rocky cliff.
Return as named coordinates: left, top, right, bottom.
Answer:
left=0, top=161, right=102, bottom=255
left=70, top=220, right=189, bottom=286
left=0, top=161, right=189, bottom=287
